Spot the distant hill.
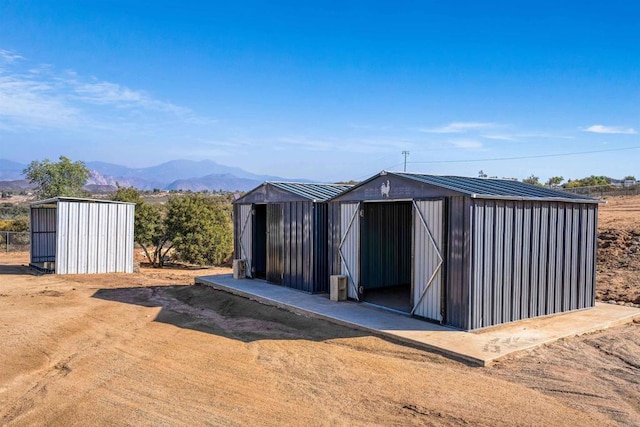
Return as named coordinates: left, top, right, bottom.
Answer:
left=0, top=158, right=307, bottom=192
left=0, top=160, right=27, bottom=180
left=166, top=174, right=263, bottom=192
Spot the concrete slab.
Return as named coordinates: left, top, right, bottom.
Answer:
left=195, top=274, right=640, bottom=367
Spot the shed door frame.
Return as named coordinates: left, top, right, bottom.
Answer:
left=238, top=204, right=253, bottom=278
left=411, top=198, right=444, bottom=321
left=339, top=202, right=360, bottom=300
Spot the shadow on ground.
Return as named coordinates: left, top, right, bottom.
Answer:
left=0, top=264, right=39, bottom=275
left=93, top=284, right=367, bottom=343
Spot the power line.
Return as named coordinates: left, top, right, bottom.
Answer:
left=407, top=146, right=640, bottom=164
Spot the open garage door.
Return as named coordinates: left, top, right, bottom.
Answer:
left=412, top=200, right=444, bottom=321
left=339, top=202, right=360, bottom=300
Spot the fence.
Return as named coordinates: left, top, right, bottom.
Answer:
left=561, top=184, right=640, bottom=198
left=1, top=231, right=30, bottom=252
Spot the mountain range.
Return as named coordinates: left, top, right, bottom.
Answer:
left=0, top=159, right=307, bottom=192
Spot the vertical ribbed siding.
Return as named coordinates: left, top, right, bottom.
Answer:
left=468, top=200, right=597, bottom=330
left=281, top=201, right=316, bottom=292
left=47, top=201, right=133, bottom=274
left=445, top=196, right=472, bottom=330
left=412, top=200, right=444, bottom=321
left=327, top=202, right=342, bottom=278
left=312, top=203, right=330, bottom=293
left=266, top=203, right=284, bottom=284
left=339, top=202, right=360, bottom=299
left=30, top=207, right=57, bottom=263
left=237, top=204, right=253, bottom=277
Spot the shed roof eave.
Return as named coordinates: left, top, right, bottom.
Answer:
left=30, top=197, right=135, bottom=206
left=469, top=193, right=604, bottom=204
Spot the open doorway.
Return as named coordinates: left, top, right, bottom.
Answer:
left=252, top=204, right=267, bottom=279
left=360, top=201, right=412, bottom=313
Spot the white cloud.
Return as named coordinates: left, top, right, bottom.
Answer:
left=481, top=134, right=518, bottom=141
left=0, top=50, right=24, bottom=63
left=72, top=81, right=191, bottom=115
left=481, top=132, right=575, bottom=141
left=0, top=50, right=209, bottom=132
left=0, top=74, right=80, bottom=128
left=448, top=139, right=483, bottom=149
left=420, top=122, right=497, bottom=134
left=584, top=125, right=637, bottom=135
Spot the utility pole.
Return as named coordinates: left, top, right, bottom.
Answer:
left=402, top=150, right=410, bottom=172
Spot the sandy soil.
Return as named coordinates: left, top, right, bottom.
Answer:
left=0, top=195, right=638, bottom=426
left=597, top=195, right=640, bottom=304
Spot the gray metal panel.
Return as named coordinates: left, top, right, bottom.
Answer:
left=237, top=204, right=253, bottom=278
left=412, top=200, right=444, bottom=321
left=312, top=203, right=330, bottom=293
left=282, top=200, right=316, bottom=292
left=266, top=203, right=284, bottom=284
left=30, top=206, right=57, bottom=263
left=468, top=199, right=598, bottom=330
left=339, top=202, right=360, bottom=299
left=332, top=174, right=462, bottom=202
left=444, top=196, right=472, bottom=330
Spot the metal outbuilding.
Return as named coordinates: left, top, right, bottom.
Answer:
left=30, top=197, right=135, bottom=274
left=233, top=182, right=351, bottom=293
left=328, top=171, right=602, bottom=330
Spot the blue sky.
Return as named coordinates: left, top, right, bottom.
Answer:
left=0, top=1, right=638, bottom=182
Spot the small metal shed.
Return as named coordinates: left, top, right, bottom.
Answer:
left=30, top=197, right=135, bottom=274
left=328, top=171, right=602, bottom=330
left=233, top=182, right=351, bottom=293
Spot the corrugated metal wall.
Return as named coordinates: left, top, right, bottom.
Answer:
left=412, top=200, right=444, bottom=321
left=266, top=203, right=284, bottom=284
left=312, top=203, right=330, bottom=293
left=466, top=199, right=597, bottom=330
left=55, top=201, right=134, bottom=274
left=339, top=202, right=360, bottom=299
left=282, top=201, right=315, bottom=291
left=233, top=201, right=331, bottom=293
left=445, top=196, right=472, bottom=329
left=30, top=206, right=57, bottom=263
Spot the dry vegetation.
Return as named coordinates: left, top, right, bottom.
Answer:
left=0, top=195, right=638, bottom=426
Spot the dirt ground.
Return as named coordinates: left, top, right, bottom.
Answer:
left=0, top=195, right=639, bottom=426
left=596, top=195, right=640, bottom=305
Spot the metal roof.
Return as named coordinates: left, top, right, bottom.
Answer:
left=268, top=182, right=352, bottom=201
left=392, top=172, right=603, bottom=203
left=30, top=197, right=135, bottom=207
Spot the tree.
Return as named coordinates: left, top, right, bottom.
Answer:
left=478, top=170, right=488, bottom=178
left=564, top=175, right=611, bottom=188
left=111, top=186, right=170, bottom=268
left=623, top=175, right=636, bottom=181
left=166, top=194, right=233, bottom=266
left=23, top=156, right=90, bottom=199
left=522, top=175, right=541, bottom=186
left=545, top=176, right=564, bottom=187
left=0, top=216, right=29, bottom=231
